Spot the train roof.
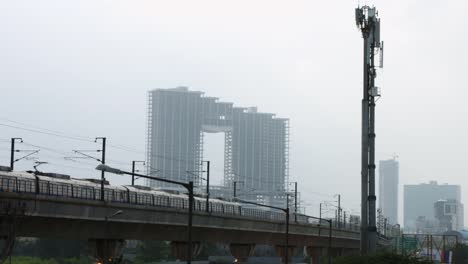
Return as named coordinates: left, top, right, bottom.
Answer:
left=0, top=170, right=247, bottom=207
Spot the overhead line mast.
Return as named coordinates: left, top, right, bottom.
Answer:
left=355, top=5, right=384, bottom=254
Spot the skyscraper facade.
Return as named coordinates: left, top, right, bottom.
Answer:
left=379, top=159, right=399, bottom=224
left=146, top=87, right=290, bottom=204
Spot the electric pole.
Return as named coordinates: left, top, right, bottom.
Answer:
left=202, top=161, right=210, bottom=213
left=233, top=181, right=244, bottom=198
left=343, top=211, right=347, bottom=229
left=338, top=194, right=341, bottom=228
left=294, top=182, right=298, bottom=222
left=95, top=137, right=106, bottom=201
left=355, top=5, right=383, bottom=254
left=319, top=203, right=322, bottom=220
left=9, top=138, right=23, bottom=171
left=131, top=161, right=145, bottom=186
left=233, top=181, right=237, bottom=198
left=285, top=194, right=290, bottom=264
left=319, top=202, right=322, bottom=236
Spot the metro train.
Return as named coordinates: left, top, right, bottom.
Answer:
left=0, top=167, right=311, bottom=224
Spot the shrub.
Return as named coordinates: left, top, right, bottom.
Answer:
left=333, top=253, right=433, bottom=264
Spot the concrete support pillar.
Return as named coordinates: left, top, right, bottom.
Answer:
left=341, top=248, right=359, bottom=257
left=334, top=248, right=344, bottom=257
left=0, top=235, right=16, bottom=263
left=170, top=241, right=202, bottom=261
left=328, top=247, right=346, bottom=258
left=88, top=239, right=126, bottom=264
left=229, top=243, right=255, bottom=263
left=305, top=246, right=323, bottom=264
left=274, top=245, right=297, bottom=264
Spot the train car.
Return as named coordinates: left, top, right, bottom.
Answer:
left=0, top=169, right=302, bottom=224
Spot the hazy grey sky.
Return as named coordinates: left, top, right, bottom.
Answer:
left=1, top=0, right=467, bottom=224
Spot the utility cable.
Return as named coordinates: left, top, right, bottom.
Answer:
left=0, top=123, right=95, bottom=143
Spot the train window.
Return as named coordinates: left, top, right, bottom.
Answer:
left=154, top=196, right=161, bottom=206
left=118, top=191, right=126, bottom=202
left=17, top=179, right=33, bottom=193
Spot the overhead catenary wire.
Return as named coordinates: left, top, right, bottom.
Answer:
left=0, top=118, right=96, bottom=142
left=0, top=123, right=95, bottom=143
left=42, top=162, right=98, bottom=173
left=19, top=141, right=132, bottom=167
left=4, top=149, right=127, bottom=176
left=0, top=119, right=201, bottom=166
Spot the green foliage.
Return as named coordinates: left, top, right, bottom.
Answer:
left=33, top=238, right=86, bottom=259
left=8, top=256, right=91, bottom=264
left=10, top=239, right=91, bottom=264
left=333, top=253, right=433, bottom=264
left=452, top=244, right=468, bottom=264
left=12, top=238, right=86, bottom=259
left=133, top=240, right=171, bottom=263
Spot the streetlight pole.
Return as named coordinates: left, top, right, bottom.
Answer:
left=131, top=161, right=145, bottom=186
left=96, top=164, right=194, bottom=264
left=234, top=198, right=290, bottom=264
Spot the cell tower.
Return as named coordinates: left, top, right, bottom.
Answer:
left=355, top=5, right=384, bottom=254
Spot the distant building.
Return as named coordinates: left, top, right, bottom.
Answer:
left=146, top=87, right=290, bottom=206
left=378, top=159, right=399, bottom=224
left=434, top=199, right=464, bottom=232
left=404, top=181, right=463, bottom=232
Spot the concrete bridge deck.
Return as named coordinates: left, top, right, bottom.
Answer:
left=0, top=172, right=395, bottom=262
left=0, top=192, right=359, bottom=249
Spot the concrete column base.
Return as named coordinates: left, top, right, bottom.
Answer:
left=88, top=239, right=126, bottom=264
left=229, top=243, right=255, bottom=263
left=0, top=235, right=15, bottom=263
left=305, top=246, right=324, bottom=264
left=333, top=247, right=345, bottom=257
left=170, top=241, right=202, bottom=261
left=274, top=245, right=297, bottom=264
